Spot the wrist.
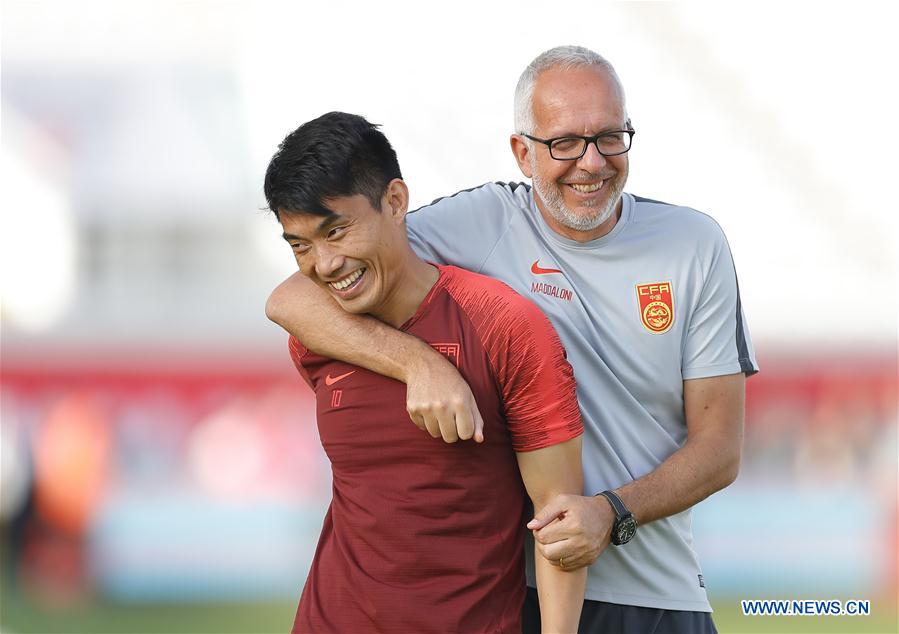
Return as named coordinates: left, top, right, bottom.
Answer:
left=401, top=338, right=442, bottom=383
left=596, top=490, right=638, bottom=546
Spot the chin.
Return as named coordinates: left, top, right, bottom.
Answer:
left=553, top=204, right=615, bottom=232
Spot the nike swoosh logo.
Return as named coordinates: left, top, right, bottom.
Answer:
left=325, top=370, right=356, bottom=386
left=531, top=260, right=563, bottom=275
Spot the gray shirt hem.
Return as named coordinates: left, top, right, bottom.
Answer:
left=527, top=585, right=714, bottom=612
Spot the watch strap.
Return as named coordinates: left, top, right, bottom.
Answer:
left=598, top=490, right=630, bottom=520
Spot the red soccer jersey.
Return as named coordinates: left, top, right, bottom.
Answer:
left=290, top=265, right=582, bottom=634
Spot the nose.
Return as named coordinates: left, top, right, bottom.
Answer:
left=312, top=243, right=345, bottom=280
left=576, top=140, right=607, bottom=173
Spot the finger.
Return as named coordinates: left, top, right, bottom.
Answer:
left=537, top=540, right=568, bottom=566
left=422, top=413, right=443, bottom=439
left=408, top=410, right=427, bottom=432
left=454, top=403, right=474, bottom=441
left=436, top=408, right=459, bottom=443
left=535, top=510, right=580, bottom=542
left=532, top=521, right=568, bottom=545
left=472, top=403, right=485, bottom=443
left=538, top=540, right=590, bottom=571
left=563, top=547, right=595, bottom=570
left=560, top=556, right=590, bottom=571
left=527, top=496, right=568, bottom=530
left=545, top=536, right=599, bottom=570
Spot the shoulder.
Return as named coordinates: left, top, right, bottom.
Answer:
left=420, top=180, right=532, bottom=208
left=409, top=181, right=531, bottom=217
left=405, top=182, right=533, bottom=267
left=629, top=194, right=730, bottom=247
left=440, top=266, right=553, bottom=337
left=442, top=265, right=540, bottom=312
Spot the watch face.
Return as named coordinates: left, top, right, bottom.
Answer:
left=616, top=517, right=637, bottom=544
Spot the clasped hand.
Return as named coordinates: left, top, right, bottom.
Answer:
left=527, top=494, right=615, bottom=570
left=405, top=352, right=485, bottom=443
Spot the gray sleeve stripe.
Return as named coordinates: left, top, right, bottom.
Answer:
left=733, top=270, right=758, bottom=376
left=694, top=208, right=758, bottom=378
left=502, top=181, right=531, bottom=194
left=409, top=181, right=530, bottom=214
left=632, top=194, right=674, bottom=206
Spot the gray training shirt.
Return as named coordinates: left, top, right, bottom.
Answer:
left=407, top=182, right=758, bottom=612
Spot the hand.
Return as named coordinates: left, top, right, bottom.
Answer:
left=526, top=494, right=614, bottom=570
left=404, top=349, right=485, bottom=444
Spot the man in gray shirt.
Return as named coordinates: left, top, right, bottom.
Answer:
left=266, top=45, right=757, bottom=633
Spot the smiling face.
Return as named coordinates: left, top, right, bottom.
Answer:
left=280, top=183, right=410, bottom=321
left=511, top=64, right=630, bottom=242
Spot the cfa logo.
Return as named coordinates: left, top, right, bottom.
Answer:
left=636, top=282, right=674, bottom=334
left=430, top=342, right=461, bottom=367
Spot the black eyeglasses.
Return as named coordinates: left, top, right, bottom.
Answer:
left=522, top=129, right=636, bottom=160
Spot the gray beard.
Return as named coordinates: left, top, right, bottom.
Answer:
left=530, top=161, right=623, bottom=232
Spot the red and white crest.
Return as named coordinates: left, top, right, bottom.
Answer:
left=636, top=282, right=674, bottom=334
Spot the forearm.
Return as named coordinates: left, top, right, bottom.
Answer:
left=615, top=374, right=745, bottom=525
left=535, top=550, right=585, bottom=633
left=267, top=270, right=484, bottom=442
left=615, top=428, right=741, bottom=526
left=266, top=271, right=431, bottom=382
left=528, top=375, right=745, bottom=573
left=516, top=438, right=585, bottom=630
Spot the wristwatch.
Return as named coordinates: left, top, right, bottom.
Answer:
left=598, top=490, right=638, bottom=545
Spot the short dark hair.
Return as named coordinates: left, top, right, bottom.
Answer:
left=264, top=112, right=402, bottom=219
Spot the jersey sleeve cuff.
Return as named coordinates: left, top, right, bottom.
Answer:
left=682, top=360, right=758, bottom=380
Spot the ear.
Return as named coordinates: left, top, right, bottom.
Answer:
left=382, top=178, right=409, bottom=225
left=510, top=134, right=534, bottom=178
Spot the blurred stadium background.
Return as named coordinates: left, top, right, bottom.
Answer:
left=2, top=2, right=896, bottom=633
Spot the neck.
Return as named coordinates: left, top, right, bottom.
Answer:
left=370, top=249, right=439, bottom=328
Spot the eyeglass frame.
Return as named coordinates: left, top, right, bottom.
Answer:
left=521, top=128, right=636, bottom=160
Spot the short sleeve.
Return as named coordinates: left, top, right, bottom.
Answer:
left=473, top=291, right=583, bottom=452
left=288, top=335, right=315, bottom=389
left=406, top=182, right=526, bottom=272
left=681, top=228, right=758, bottom=379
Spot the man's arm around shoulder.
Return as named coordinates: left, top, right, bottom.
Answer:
left=266, top=271, right=485, bottom=442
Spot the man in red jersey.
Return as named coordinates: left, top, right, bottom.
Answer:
left=263, top=111, right=586, bottom=633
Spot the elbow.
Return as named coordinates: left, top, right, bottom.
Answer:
left=718, top=450, right=741, bottom=490
left=700, top=439, right=741, bottom=495
left=265, top=271, right=320, bottom=328
left=265, top=278, right=300, bottom=326
left=264, top=291, right=285, bottom=325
